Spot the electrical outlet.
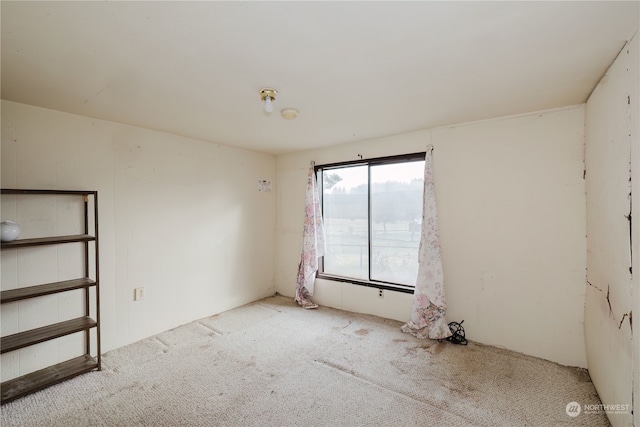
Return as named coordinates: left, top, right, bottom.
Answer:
left=134, top=287, right=145, bottom=301
left=378, top=289, right=384, bottom=298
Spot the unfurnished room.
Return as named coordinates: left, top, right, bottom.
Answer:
left=0, top=1, right=639, bottom=426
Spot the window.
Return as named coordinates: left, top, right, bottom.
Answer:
left=317, top=153, right=425, bottom=291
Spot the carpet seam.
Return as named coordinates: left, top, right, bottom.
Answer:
left=196, top=321, right=224, bottom=336
left=312, top=359, right=490, bottom=427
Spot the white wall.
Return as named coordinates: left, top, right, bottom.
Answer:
left=0, top=101, right=276, bottom=380
left=584, top=35, right=637, bottom=427
left=632, top=34, right=640, bottom=427
left=629, top=34, right=640, bottom=426
left=276, top=106, right=588, bottom=368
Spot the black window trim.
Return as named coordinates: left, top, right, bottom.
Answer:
left=315, top=151, right=426, bottom=295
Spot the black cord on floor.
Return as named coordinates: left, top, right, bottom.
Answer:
left=446, top=320, right=468, bottom=345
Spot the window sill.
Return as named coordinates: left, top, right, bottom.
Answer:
left=316, top=274, right=415, bottom=294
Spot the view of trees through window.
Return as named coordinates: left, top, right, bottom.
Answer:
left=319, top=157, right=425, bottom=287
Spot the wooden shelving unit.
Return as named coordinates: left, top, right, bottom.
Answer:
left=0, top=189, right=101, bottom=404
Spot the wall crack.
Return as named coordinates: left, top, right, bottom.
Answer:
left=593, top=282, right=633, bottom=332
left=586, top=280, right=604, bottom=293
left=618, top=311, right=632, bottom=331
left=83, top=85, right=109, bottom=104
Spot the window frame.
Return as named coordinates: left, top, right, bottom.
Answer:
left=315, top=152, right=426, bottom=294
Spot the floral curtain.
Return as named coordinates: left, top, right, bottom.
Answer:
left=401, top=146, right=452, bottom=339
left=295, top=161, right=326, bottom=309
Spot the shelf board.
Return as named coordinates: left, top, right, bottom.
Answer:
left=1, top=278, right=96, bottom=304
left=1, top=355, right=98, bottom=404
left=1, top=234, right=95, bottom=249
left=1, top=317, right=97, bottom=354
left=1, top=189, right=96, bottom=196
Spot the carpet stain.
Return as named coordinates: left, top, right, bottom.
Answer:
left=258, top=302, right=284, bottom=313
left=354, top=328, right=370, bottom=336
left=430, top=343, right=446, bottom=355
left=570, top=367, right=592, bottom=383
left=103, top=381, right=144, bottom=400
left=390, top=360, right=409, bottom=374
left=404, top=346, right=418, bottom=356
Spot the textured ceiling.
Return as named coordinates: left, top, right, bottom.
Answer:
left=2, top=1, right=638, bottom=154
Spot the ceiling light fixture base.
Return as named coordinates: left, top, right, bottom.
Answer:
left=260, top=88, right=277, bottom=102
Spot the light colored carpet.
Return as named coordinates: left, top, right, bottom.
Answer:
left=1, top=295, right=608, bottom=426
